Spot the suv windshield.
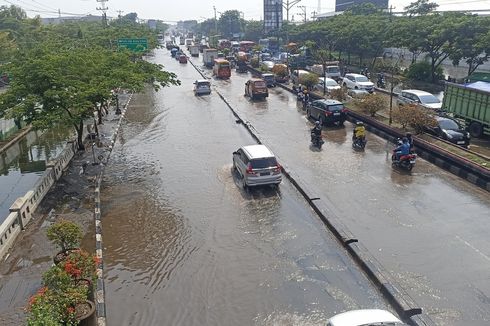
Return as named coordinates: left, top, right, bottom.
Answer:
left=326, top=67, right=339, bottom=73
left=419, top=94, right=440, bottom=104
left=254, top=81, right=266, bottom=88
left=251, top=157, right=277, bottom=169
left=327, top=104, right=344, bottom=111
left=439, top=119, right=459, bottom=130
left=355, top=76, right=369, bottom=82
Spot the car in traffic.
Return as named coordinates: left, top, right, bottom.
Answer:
left=342, top=73, right=374, bottom=93
left=261, top=73, right=276, bottom=87
left=327, top=309, right=406, bottom=326
left=425, top=116, right=471, bottom=147
left=178, top=54, right=188, bottom=64
left=261, top=60, right=275, bottom=71
left=193, top=79, right=211, bottom=95
left=397, top=89, right=442, bottom=111
left=232, top=144, right=282, bottom=188
left=245, top=78, right=268, bottom=100
left=314, top=77, right=341, bottom=93
left=306, top=99, right=347, bottom=126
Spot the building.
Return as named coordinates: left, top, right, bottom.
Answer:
left=335, top=0, right=388, bottom=12
left=264, top=0, right=283, bottom=34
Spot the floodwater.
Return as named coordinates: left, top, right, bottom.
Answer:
left=101, top=50, right=394, bottom=325
left=0, top=127, right=72, bottom=221
left=211, top=66, right=490, bottom=325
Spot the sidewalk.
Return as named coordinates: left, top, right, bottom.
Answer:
left=0, top=93, right=130, bottom=325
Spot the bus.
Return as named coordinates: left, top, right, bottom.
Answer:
left=213, top=59, right=231, bottom=79
left=239, top=41, right=255, bottom=52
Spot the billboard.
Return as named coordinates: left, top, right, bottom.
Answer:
left=264, top=0, right=283, bottom=33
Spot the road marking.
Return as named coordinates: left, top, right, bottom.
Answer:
left=455, top=235, right=490, bottom=262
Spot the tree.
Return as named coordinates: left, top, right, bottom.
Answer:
left=300, top=73, right=318, bottom=90
left=393, top=104, right=437, bottom=133
left=346, top=3, right=382, bottom=15
left=243, top=20, right=263, bottom=41
left=218, top=10, right=243, bottom=38
left=355, top=93, right=387, bottom=117
left=404, top=0, right=439, bottom=17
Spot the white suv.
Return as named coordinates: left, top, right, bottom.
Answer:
left=397, top=89, right=442, bottom=110
left=232, top=145, right=282, bottom=188
left=342, top=73, right=374, bottom=93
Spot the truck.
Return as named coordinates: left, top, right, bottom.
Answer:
left=203, top=48, right=218, bottom=68
left=189, top=45, right=199, bottom=57
left=442, top=82, right=490, bottom=138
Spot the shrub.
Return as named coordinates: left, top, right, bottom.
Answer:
left=330, top=88, right=347, bottom=102
left=271, top=64, right=288, bottom=78
left=355, top=93, right=387, bottom=117
left=63, top=249, right=98, bottom=284
left=405, top=61, right=443, bottom=82
left=47, top=219, right=82, bottom=252
left=393, top=104, right=438, bottom=133
left=250, top=58, right=259, bottom=68
left=299, top=73, right=318, bottom=90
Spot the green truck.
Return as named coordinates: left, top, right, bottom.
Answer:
left=442, top=82, right=490, bottom=138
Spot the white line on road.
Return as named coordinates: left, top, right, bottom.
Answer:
left=455, top=235, right=490, bottom=262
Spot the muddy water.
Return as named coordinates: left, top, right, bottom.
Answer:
left=101, top=50, right=390, bottom=325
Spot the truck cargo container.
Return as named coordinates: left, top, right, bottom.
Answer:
left=442, top=82, right=490, bottom=138
left=189, top=45, right=199, bottom=57
left=203, top=49, right=218, bottom=68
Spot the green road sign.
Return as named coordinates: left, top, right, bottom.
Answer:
left=117, top=38, right=148, bottom=52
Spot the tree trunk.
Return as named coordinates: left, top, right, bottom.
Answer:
left=431, top=56, right=437, bottom=83
left=76, top=120, right=85, bottom=150
left=97, top=107, right=103, bottom=125
left=347, top=52, right=351, bottom=65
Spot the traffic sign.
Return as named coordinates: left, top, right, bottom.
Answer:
left=117, top=38, right=148, bottom=52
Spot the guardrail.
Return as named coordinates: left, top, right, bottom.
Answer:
left=0, top=139, right=79, bottom=259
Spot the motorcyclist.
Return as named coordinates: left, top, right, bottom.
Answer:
left=394, top=137, right=410, bottom=161
left=406, top=132, right=414, bottom=152
left=377, top=72, right=385, bottom=87
left=352, top=121, right=366, bottom=143
left=303, top=89, right=310, bottom=108
left=311, top=120, right=322, bottom=142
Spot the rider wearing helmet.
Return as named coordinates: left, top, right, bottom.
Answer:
left=394, top=137, right=410, bottom=161
left=302, top=89, right=310, bottom=108
left=353, top=121, right=366, bottom=142
left=311, top=120, right=322, bottom=139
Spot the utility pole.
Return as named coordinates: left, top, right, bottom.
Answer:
left=96, top=0, right=108, bottom=26
left=116, top=10, right=124, bottom=19
left=282, top=0, right=301, bottom=81
left=58, top=8, right=61, bottom=18
left=213, top=6, right=218, bottom=35
left=297, top=5, right=307, bottom=23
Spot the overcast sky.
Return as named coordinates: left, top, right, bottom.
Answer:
left=6, top=0, right=490, bottom=22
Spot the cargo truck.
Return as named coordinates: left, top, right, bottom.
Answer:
left=189, top=45, right=199, bottom=57
left=442, top=82, right=490, bottom=138
left=203, top=48, right=218, bottom=68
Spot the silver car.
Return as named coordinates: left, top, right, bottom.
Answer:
left=193, top=79, right=211, bottom=95
left=397, top=89, right=442, bottom=110
left=232, top=144, right=282, bottom=188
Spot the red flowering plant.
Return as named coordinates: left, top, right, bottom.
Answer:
left=63, top=249, right=98, bottom=285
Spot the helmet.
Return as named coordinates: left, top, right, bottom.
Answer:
left=315, top=121, right=321, bottom=126
left=356, top=121, right=364, bottom=126
left=402, top=137, right=408, bottom=143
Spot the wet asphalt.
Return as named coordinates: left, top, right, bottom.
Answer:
left=100, top=49, right=394, bottom=326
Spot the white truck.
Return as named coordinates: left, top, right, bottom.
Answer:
left=203, top=48, right=218, bottom=68
left=189, top=45, right=199, bottom=57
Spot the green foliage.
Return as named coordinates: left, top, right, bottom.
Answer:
left=218, top=10, right=243, bottom=37
left=406, top=61, right=443, bottom=82
left=250, top=57, right=259, bottom=68
left=243, top=20, right=263, bottom=41
left=300, top=73, right=319, bottom=90
left=46, top=220, right=82, bottom=252
left=393, top=104, right=438, bottom=133
left=404, top=0, right=439, bottom=17
left=330, top=88, right=347, bottom=102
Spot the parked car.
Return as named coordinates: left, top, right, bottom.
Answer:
left=261, top=73, right=276, bottom=87
left=178, top=54, right=188, bottom=64
left=425, top=116, right=470, bottom=147
left=327, top=309, right=406, bottom=326
left=193, top=79, right=211, bottom=95
left=342, top=73, right=374, bottom=93
left=232, top=144, right=282, bottom=188
left=245, top=78, right=268, bottom=100
left=261, top=60, right=275, bottom=70
left=306, top=99, right=347, bottom=126
left=397, top=89, right=442, bottom=111
left=314, top=77, right=341, bottom=93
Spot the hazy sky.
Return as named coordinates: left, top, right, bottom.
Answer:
left=7, top=0, right=490, bottom=22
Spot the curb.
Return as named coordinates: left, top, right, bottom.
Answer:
left=187, top=59, right=433, bottom=325
left=94, top=92, right=133, bottom=326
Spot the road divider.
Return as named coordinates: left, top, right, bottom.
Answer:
left=186, top=58, right=433, bottom=325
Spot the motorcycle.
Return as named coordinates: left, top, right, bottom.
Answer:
left=352, top=136, right=367, bottom=150
left=311, top=132, right=324, bottom=148
left=297, top=91, right=304, bottom=102
left=391, top=150, right=417, bottom=171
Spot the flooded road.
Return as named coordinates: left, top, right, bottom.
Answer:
left=101, top=50, right=392, bottom=325
left=207, top=65, right=490, bottom=325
